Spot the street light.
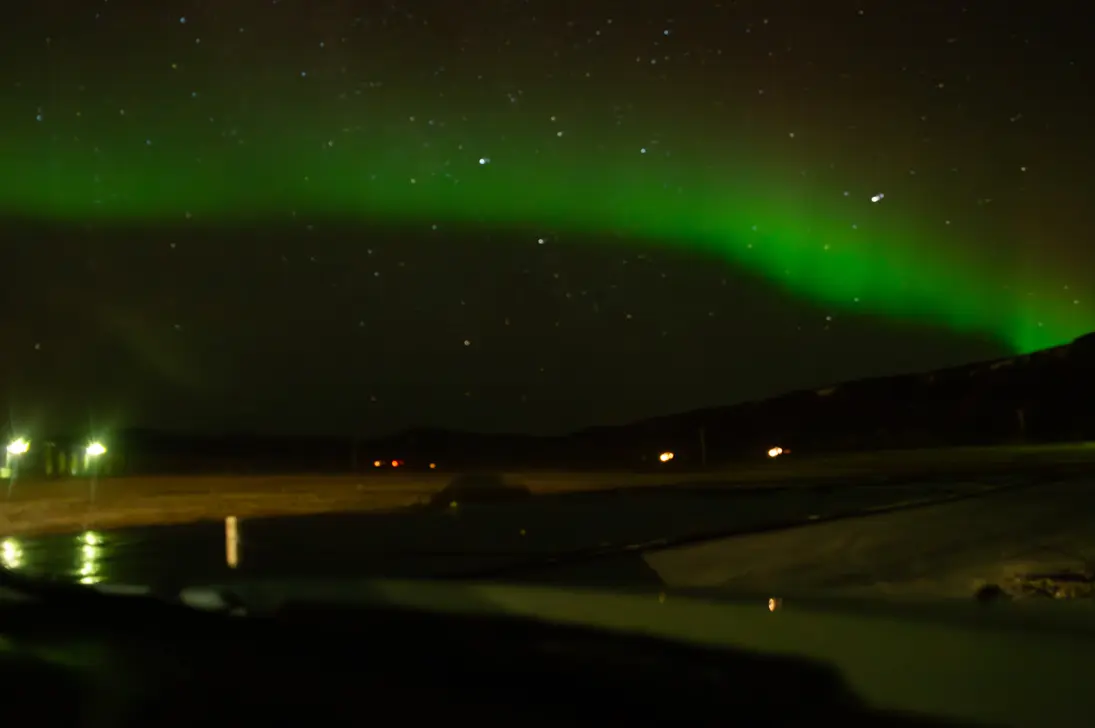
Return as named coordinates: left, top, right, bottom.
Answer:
left=6, top=438, right=29, bottom=456
left=5, top=438, right=30, bottom=494
left=84, top=441, right=108, bottom=503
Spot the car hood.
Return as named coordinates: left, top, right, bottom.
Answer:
left=145, top=577, right=1095, bottom=728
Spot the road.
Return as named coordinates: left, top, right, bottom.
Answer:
left=1, top=471, right=1026, bottom=588
left=6, top=439, right=1095, bottom=536
left=0, top=472, right=619, bottom=536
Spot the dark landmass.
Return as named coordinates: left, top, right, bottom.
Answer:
left=10, top=331, right=1095, bottom=476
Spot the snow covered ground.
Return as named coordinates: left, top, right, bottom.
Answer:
left=646, top=477, right=1095, bottom=600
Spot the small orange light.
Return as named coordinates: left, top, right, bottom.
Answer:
left=391, top=460, right=399, bottom=468
left=429, top=463, right=436, bottom=469
left=373, top=460, right=382, bottom=467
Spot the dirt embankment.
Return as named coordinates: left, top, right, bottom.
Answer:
left=0, top=471, right=664, bottom=536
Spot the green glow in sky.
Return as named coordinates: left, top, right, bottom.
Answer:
left=3, top=114, right=1090, bottom=355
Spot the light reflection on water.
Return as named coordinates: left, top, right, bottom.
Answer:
left=1, top=516, right=242, bottom=584
left=3, top=529, right=109, bottom=584
left=79, top=531, right=103, bottom=584
left=226, top=516, right=240, bottom=569
left=1, top=537, right=23, bottom=569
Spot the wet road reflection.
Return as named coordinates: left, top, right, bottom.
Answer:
left=1, top=479, right=1008, bottom=587
left=3, top=529, right=107, bottom=584
left=1, top=537, right=23, bottom=570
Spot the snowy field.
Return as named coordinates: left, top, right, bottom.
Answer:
left=646, top=477, right=1095, bottom=600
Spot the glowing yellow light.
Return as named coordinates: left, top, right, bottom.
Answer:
left=86, top=442, right=107, bottom=457
left=77, top=533, right=101, bottom=583
left=429, top=463, right=437, bottom=469
left=373, top=460, right=382, bottom=467
left=767, top=446, right=783, bottom=458
left=6, top=438, right=29, bottom=455
left=658, top=451, right=675, bottom=462
left=1, top=538, right=23, bottom=569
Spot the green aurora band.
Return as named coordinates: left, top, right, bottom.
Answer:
left=3, top=109, right=1091, bottom=355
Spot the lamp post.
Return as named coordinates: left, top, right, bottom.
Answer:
left=85, top=441, right=107, bottom=502
left=5, top=437, right=30, bottom=499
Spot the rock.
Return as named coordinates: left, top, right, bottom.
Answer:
left=429, top=473, right=531, bottom=508
left=974, top=583, right=1009, bottom=603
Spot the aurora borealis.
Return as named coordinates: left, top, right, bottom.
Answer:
left=2, top=1, right=1093, bottom=436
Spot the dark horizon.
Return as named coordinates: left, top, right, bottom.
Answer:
left=9, top=326, right=1091, bottom=447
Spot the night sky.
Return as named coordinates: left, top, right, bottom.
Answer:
left=2, top=2, right=1092, bottom=438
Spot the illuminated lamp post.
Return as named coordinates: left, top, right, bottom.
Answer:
left=5, top=437, right=30, bottom=498
left=85, top=441, right=107, bottom=502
